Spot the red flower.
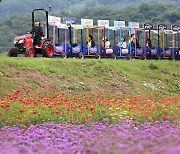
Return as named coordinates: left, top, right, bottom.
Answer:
left=162, top=116, right=167, bottom=121
left=20, top=109, right=26, bottom=113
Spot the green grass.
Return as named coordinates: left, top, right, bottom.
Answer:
left=0, top=52, right=8, bottom=57
left=0, top=57, right=179, bottom=97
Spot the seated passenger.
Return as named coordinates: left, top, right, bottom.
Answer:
left=102, top=37, right=110, bottom=48
left=118, top=36, right=127, bottom=49
left=145, top=39, right=153, bottom=49
left=129, top=34, right=140, bottom=49
left=86, top=34, right=95, bottom=48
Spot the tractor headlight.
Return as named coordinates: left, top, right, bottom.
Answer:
left=18, top=39, right=24, bottom=44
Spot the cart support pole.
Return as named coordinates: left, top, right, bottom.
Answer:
left=158, top=25, right=160, bottom=48
left=69, top=25, right=72, bottom=46
left=120, top=29, right=122, bottom=56
left=58, top=28, right=60, bottom=44
left=98, top=28, right=100, bottom=54
left=114, top=30, right=116, bottom=55
left=178, top=33, right=180, bottom=49
left=103, top=27, right=106, bottom=56
left=81, top=29, right=83, bottom=54
left=130, top=28, right=132, bottom=56
left=53, top=23, right=56, bottom=46
left=65, top=29, right=67, bottom=53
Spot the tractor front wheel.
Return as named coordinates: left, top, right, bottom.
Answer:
left=25, top=48, right=36, bottom=57
left=8, top=47, right=18, bottom=57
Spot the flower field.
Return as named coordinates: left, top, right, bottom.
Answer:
left=0, top=88, right=180, bottom=153
left=0, top=59, right=180, bottom=153
left=0, top=121, right=180, bottom=154
left=1, top=89, right=180, bottom=126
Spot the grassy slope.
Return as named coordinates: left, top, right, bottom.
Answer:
left=0, top=57, right=179, bottom=97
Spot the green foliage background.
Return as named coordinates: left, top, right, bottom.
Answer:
left=0, top=0, right=179, bottom=17
left=0, top=1, right=179, bottom=51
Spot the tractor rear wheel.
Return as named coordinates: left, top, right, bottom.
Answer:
left=8, top=47, right=18, bottom=57
left=25, top=48, right=36, bottom=57
left=43, top=42, right=54, bottom=58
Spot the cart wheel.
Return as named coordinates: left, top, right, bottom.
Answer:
left=111, top=53, right=116, bottom=60
left=155, top=55, right=161, bottom=60
left=141, top=54, right=146, bottom=60
left=127, top=54, right=132, bottom=60
left=95, top=53, right=101, bottom=59
left=61, top=52, right=67, bottom=59
left=170, top=55, right=175, bottom=61
left=79, top=53, right=84, bottom=59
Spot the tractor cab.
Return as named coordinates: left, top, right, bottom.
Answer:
left=8, top=8, right=54, bottom=58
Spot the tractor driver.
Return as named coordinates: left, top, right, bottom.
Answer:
left=31, top=20, right=43, bottom=46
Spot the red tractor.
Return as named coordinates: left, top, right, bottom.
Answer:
left=8, top=9, right=54, bottom=58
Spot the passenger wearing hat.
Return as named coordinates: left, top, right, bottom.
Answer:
left=102, top=37, right=110, bottom=48
left=31, top=20, right=43, bottom=46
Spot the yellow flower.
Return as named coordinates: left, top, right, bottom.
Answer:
left=123, top=111, right=127, bottom=114
left=148, top=116, right=152, bottom=120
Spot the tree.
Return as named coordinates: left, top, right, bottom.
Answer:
left=0, top=3, right=180, bottom=51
